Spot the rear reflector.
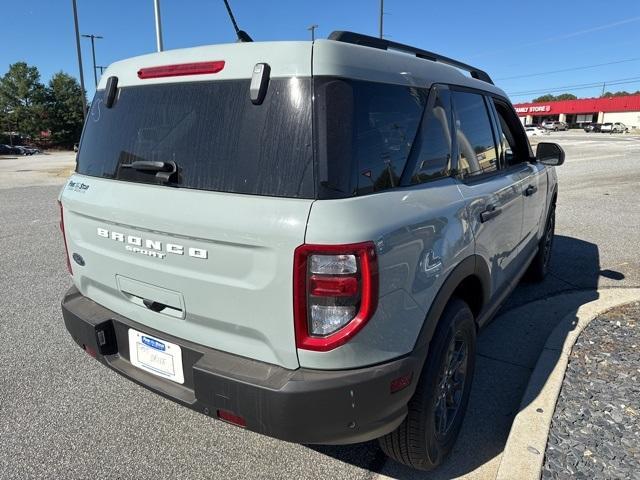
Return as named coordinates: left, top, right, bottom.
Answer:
left=83, top=344, right=97, bottom=358
left=217, top=409, right=247, bottom=428
left=390, top=372, right=413, bottom=393
left=137, top=61, right=225, bottom=79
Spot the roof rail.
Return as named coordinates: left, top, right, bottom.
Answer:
left=327, top=31, right=494, bottom=85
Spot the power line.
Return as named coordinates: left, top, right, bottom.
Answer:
left=507, top=75, right=640, bottom=96
left=508, top=79, right=640, bottom=98
left=495, top=57, right=640, bottom=81
left=471, top=15, right=640, bottom=58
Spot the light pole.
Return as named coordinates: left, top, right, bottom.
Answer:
left=307, top=24, right=318, bottom=42
left=6, top=109, right=14, bottom=146
left=71, top=0, right=87, bottom=119
left=379, top=0, right=384, bottom=39
left=81, top=34, right=103, bottom=88
left=153, top=0, right=164, bottom=52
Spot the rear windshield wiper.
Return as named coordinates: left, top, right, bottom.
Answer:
left=121, top=160, right=178, bottom=182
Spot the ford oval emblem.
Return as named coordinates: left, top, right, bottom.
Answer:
left=72, top=253, right=85, bottom=266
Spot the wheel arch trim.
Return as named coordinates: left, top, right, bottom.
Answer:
left=411, top=255, right=490, bottom=364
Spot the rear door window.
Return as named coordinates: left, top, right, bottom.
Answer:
left=451, top=91, right=499, bottom=177
left=78, top=78, right=314, bottom=198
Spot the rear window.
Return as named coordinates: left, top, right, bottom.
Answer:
left=77, top=78, right=314, bottom=198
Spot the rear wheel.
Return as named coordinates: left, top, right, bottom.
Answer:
left=527, top=206, right=555, bottom=282
left=379, top=298, right=476, bottom=471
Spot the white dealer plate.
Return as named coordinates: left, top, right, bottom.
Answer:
left=128, top=329, right=184, bottom=384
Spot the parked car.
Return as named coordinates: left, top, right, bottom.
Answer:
left=525, top=126, right=547, bottom=137
left=14, top=145, right=39, bottom=155
left=600, top=122, right=626, bottom=133
left=0, top=144, right=14, bottom=155
left=58, top=31, right=564, bottom=472
left=584, top=123, right=602, bottom=132
left=612, top=122, right=628, bottom=133
left=543, top=121, right=567, bottom=131
left=0, top=144, right=23, bottom=155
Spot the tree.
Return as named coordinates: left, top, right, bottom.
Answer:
left=601, top=90, right=633, bottom=98
left=0, top=62, right=46, bottom=138
left=531, top=93, right=577, bottom=103
left=554, top=93, right=577, bottom=101
left=531, top=94, right=556, bottom=103
left=45, top=72, right=85, bottom=147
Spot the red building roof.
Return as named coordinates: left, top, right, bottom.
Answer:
left=513, top=94, right=640, bottom=116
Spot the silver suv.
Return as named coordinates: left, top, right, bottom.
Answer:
left=543, top=120, right=567, bottom=131
left=59, top=31, right=564, bottom=471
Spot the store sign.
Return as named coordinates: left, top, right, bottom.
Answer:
left=515, top=105, right=552, bottom=114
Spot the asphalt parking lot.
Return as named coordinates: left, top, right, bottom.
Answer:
left=1, top=132, right=639, bottom=480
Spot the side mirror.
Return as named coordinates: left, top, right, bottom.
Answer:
left=536, top=142, right=565, bottom=166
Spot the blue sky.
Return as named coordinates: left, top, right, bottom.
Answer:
left=2, top=0, right=639, bottom=102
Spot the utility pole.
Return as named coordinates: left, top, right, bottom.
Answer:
left=601, top=82, right=606, bottom=96
left=71, top=0, right=87, bottom=119
left=153, top=0, right=164, bottom=52
left=379, top=0, right=384, bottom=39
left=81, top=34, right=103, bottom=88
left=307, top=24, right=318, bottom=42
left=96, top=66, right=107, bottom=75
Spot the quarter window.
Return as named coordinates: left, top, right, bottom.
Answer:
left=409, top=87, right=453, bottom=184
left=452, top=91, right=498, bottom=177
left=314, top=78, right=427, bottom=196
left=353, top=82, right=427, bottom=194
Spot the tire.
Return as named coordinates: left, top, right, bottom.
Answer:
left=379, top=298, right=476, bottom=471
left=527, top=206, right=555, bottom=282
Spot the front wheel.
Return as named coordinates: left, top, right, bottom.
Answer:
left=379, top=298, right=476, bottom=471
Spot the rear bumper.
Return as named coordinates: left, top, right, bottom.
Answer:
left=61, top=286, right=421, bottom=444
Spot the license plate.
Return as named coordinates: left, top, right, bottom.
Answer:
left=128, top=329, right=185, bottom=384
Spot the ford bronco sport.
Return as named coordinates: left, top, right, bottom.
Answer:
left=59, top=31, right=564, bottom=471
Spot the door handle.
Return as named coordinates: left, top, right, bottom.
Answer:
left=480, top=204, right=502, bottom=223
left=524, top=184, right=538, bottom=197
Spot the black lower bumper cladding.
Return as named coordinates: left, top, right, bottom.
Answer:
left=61, top=287, right=420, bottom=444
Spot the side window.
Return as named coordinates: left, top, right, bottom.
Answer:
left=409, top=87, right=453, bottom=184
left=353, top=82, right=427, bottom=194
left=451, top=91, right=498, bottom=177
left=492, top=100, right=528, bottom=166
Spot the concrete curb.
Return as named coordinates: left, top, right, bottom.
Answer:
left=495, top=288, right=640, bottom=480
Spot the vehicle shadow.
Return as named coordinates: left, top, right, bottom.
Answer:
left=309, top=235, right=621, bottom=479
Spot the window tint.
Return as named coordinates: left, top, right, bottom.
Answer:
left=78, top=79, right=314, bottom=198
left=315, top=78, right=427, bottom=196
left=452, top=91, right=498, bottom=177
left=409, top=87, right=453, bottom=184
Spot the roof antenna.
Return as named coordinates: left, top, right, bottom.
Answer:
left=222, top=0, right=253, bottom=42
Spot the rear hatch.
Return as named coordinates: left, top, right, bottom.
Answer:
left=60, top=42, right=314, bottom=369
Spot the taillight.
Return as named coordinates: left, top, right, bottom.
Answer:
left=293, top=242, right=378, bottom=351
left=137, top=61, right=225, bottom=79
left=58, top=200, right=72, bottom=275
